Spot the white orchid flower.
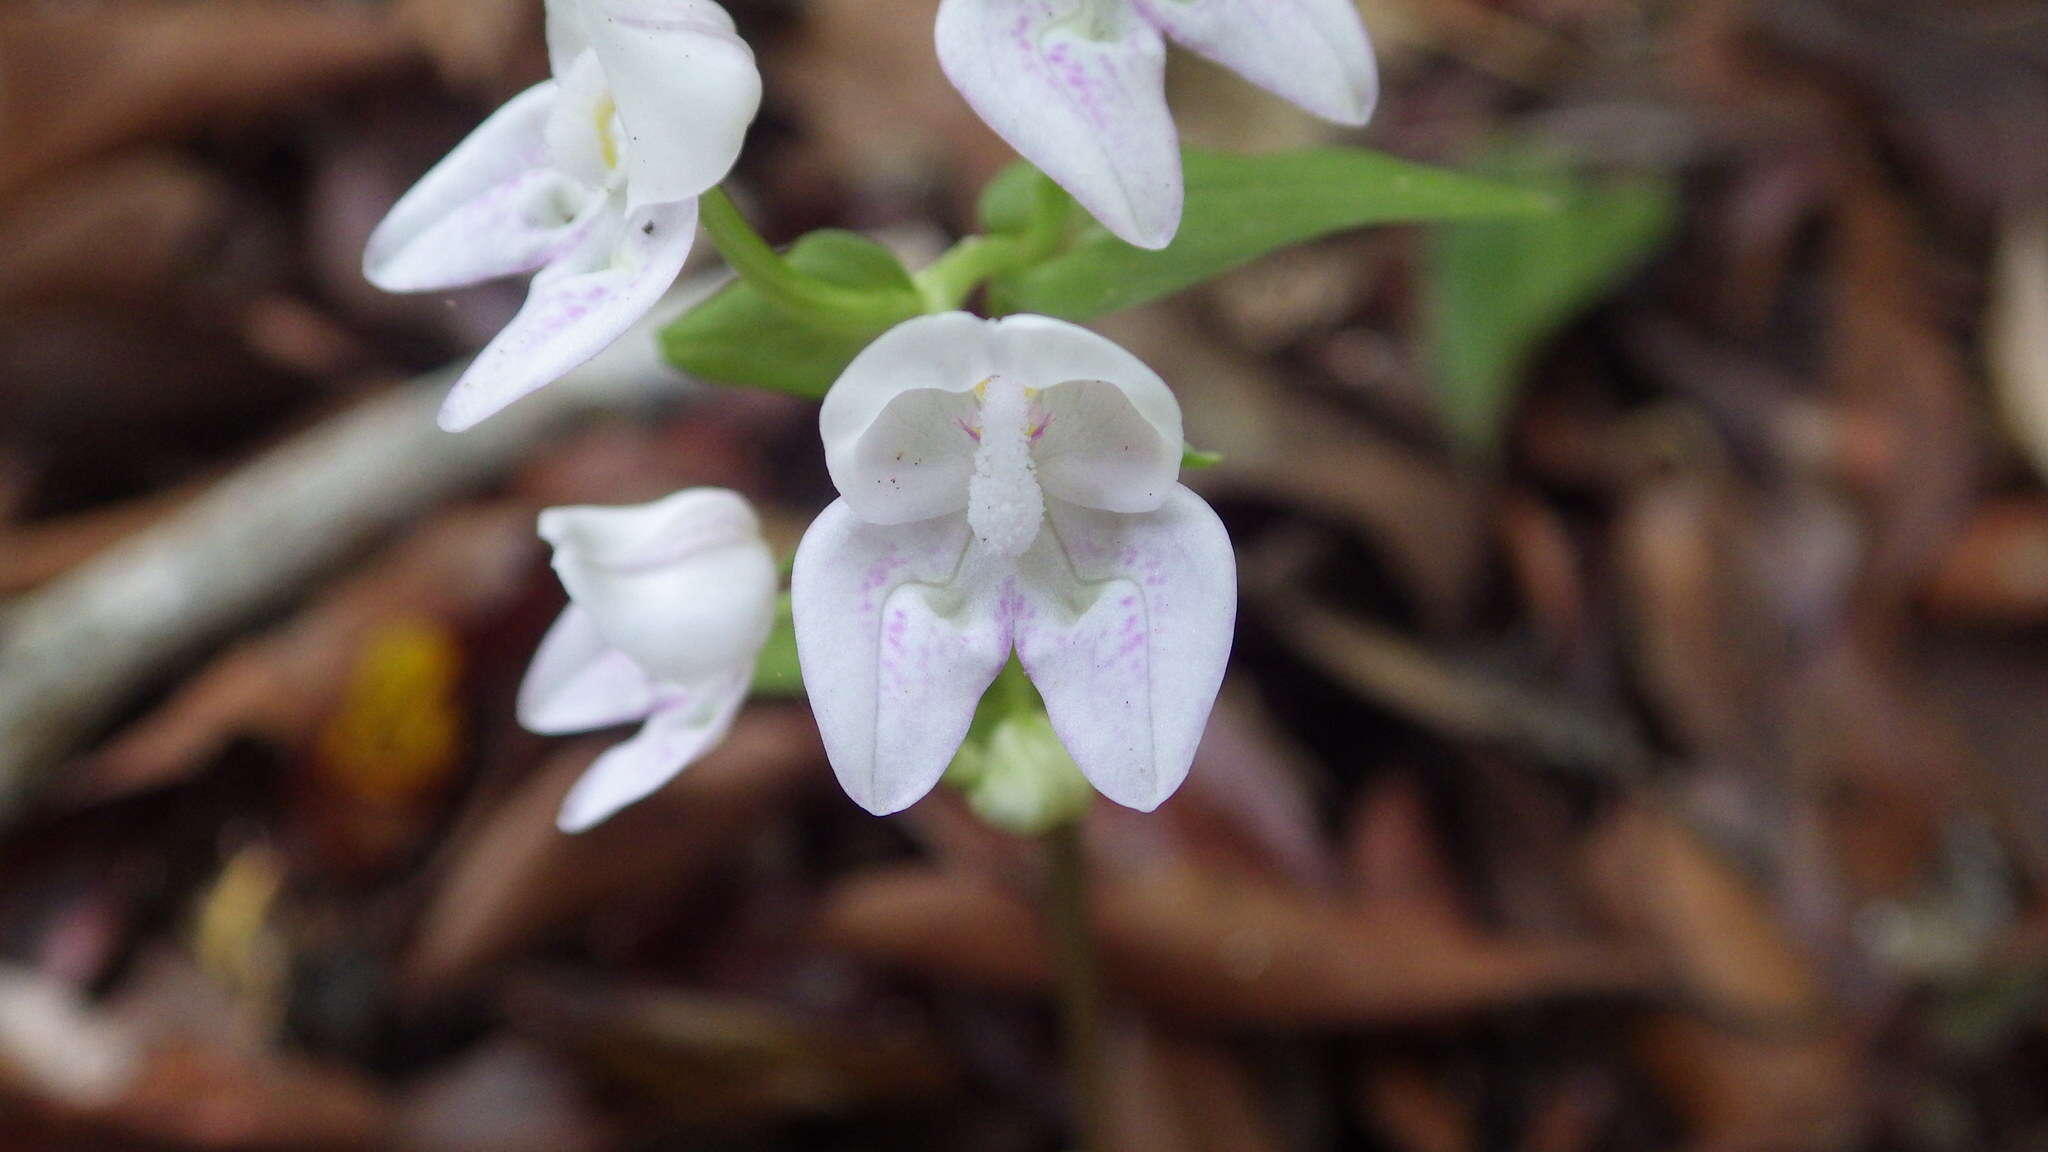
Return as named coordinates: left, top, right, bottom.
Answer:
left=518, top=488, right=778, bottom=832
left=792, top=313, right=1237, bottom=815
left=364, top=0, right=762, bottom=432
left=936, top=0, right=1378, bottom=250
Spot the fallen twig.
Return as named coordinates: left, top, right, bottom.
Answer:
left=0, top=283, right=706, bottom=822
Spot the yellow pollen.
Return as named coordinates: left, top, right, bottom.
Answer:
left=970, top=378, right=1037, bottom=406
left=593, top=96, right=620, bottom=171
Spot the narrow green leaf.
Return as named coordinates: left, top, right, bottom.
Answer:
left=986, top=147, right=1555, bottom=320
left=661, top=231, right=921, bottom=398
left=1181, top=445, right=1224, bottom=470
left=1427, top=151, right=1677, bottom=458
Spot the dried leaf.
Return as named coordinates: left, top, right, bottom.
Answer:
left=0, top=0, right=413, bottom=198
left=1585, top=806, right=1860, bottom=1149
left=507, top=975, right=957, bottom=1127
left=823, top=845, right=1655, bottom=1028
left=404, top=711, right=822, bottom=994
left=1990, top=206, right=2048, bottom=481
left=1102, top=1014, right=1287, bottom=1152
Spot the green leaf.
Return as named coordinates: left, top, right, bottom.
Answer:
left=986, top=147, right=1555, bottom=320
left=661, top=231, right=922, bottom=398
left=1427, top=151, right=1677, bottom=458
left=749, top=593, right=803, bottom=698
left=976, top=163, right=1060, bottom=236
left=1181, top=445, right=1223, bottom=470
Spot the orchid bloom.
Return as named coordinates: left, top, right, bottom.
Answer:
left=792, top=313, right=1236, bottom=815
left=936, top=0, right=1378, bottom=250
left=364, top=0, right=761, bottom=432
left=518, top=489, right=777, bottom=832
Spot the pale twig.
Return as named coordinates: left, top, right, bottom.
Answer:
left=0, top=279, right=710, bottom=822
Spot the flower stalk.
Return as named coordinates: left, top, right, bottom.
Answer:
left=699, top=186, right=921, bottom=329
left=1047, top=819, right=1107, bottom=1152
left=915, top=179, right=1072, bottom=313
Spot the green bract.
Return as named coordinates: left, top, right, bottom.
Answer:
left=662, top=229, right=922, bottom=399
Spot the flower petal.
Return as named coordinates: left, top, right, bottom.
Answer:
left=556, top=668, right=749, bottom=832
left=363, top=82, right=594, bottom=293
left=819, top=311, right=991, bottom=525
left=992, top=314, right=1182, bottom=514
left=1015, top=487, right=1236, bottom=810
left=935, top=0, right=1182, bottom=249
left=437, top=196, right=696, bottom=431
left=540, top=489, right=778, bottom=686
left=792, top=501, right=1011, bottom=815
left=537, top=487, right=764, bottom=572
left=543, top=50, right=616, bottom=190
left=1133, top=0, right=1377, bottom=126
left=545, top=0, right=587, bottom=75
left=517, top=604, right=661, bottom=734
left=582, top=0, right=762, bottom=210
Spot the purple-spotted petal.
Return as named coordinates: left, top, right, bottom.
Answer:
left=583, top=0, right=762, bottom=210
left=791, top=502, right=1011, bottom=815
left=364, top=82, right=593, bottom=293
left=989, top=314, right=1182, bottom=514
left=517, top=605, right=661, bottom=734
left=556, top=668, right=749, bottom=832
left=1133, top=0, right=1377, bottom=126
left=819, top=311, right=991, bottom=526
left=1015, top=487, right=1236, bottom=811
left=437, top=196, right=696, bottom=432
left=936, top=0, right=1182, bottom=249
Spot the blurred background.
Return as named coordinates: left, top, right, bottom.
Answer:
left=3, top=0, right=2048, bottom=1148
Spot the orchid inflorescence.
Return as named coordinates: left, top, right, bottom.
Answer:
left=364, top=0, right=1400, bottom=832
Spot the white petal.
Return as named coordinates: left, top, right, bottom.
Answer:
left=1015, top=488, right=1236, bottom=810
left=820, top=311, right=992, bottom=525
left=936, top=0, right=1183, bottom=249
left=363, top=82, right=595, bottom=293
left=992, top=314, right=1182, bottom=514
left=556, top=668, right=750, bottom=832
left=538, top=487, right=764, bottom=571
left=437, top=196, right=696, bottom=431
left=1133, top=0, right=1377, bottom=126
left=583, top=0, right=762, bottom=210
left=543, top=50, right=615, bottom=190
left=791, top=502, right=1012, bottom=815
left=517, top=605, right=661, bottom=733
left=540, top=489, right=778, bottom=687
left=545, top=0, right=588, bottom=76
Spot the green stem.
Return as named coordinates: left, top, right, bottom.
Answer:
left=698, top=186, right=915, bottom=327
left=916, top=234, right=1028, bottom=312
left=1047, top=821, right=1106, bottom=1152
left=914, top=178, right=1072, bottom=313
